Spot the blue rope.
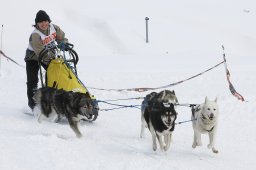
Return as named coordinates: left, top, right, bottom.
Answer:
left=98, top=100, right=197, bottom=125
left=175, top=118, right=197, bottom=125
left=98, top=100, right=141, bottom=108
left=100, top=105, right=141, bottom=111
left=97, top=100, right=141, bottom=111
left=99, top=97, right=144, bottom=102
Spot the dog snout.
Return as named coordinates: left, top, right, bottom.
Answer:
left=92, top=103, right=99, bottom=116
left=166, top=115, right=174, bottom=125
left=209, top=113, right=214, bottom=119
left=88, top=104, right=94, bottom=115
left=167, top=118, right=171, bottom=125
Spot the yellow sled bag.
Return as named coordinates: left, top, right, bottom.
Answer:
left=47, top=58, right=87, bottom=94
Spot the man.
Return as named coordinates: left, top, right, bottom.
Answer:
left=25, top=10, right=68, bottom=110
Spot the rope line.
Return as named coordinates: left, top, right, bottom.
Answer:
left=88, top=60, right=225, bottom=92
left=176, top=118, right=197, bottom=125
left=99, top=100, right=197, bottom=125
left=99, top=97, right=144, bottom=102
left=98, top=100, right=141, bottom=110
left=0, top=50, right=25, bottom=68
left=222, top=45, right=245, bottom=101
left=100, top=106, right=141, bottom=111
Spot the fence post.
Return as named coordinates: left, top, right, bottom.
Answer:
left=145, top=17, right=149, bottom=43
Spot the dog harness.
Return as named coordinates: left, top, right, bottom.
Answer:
left=206, top=126, right=215, bottom=132
left=200, top=116, right=215, bottom=132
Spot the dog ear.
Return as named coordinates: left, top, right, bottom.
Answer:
left=214, top=97, right=218, bottom=102
left=205, top=96, right=208, bottom=103
left=158, top=90, right=166, bottom=101
left=84, top=92, right=91, bottom=98
left=172, top=90, right=175, bottom=95
left=175, top=98, right=179, bottom=104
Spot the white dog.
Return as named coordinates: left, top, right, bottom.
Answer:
left=192, top=97, right=219, bottom=153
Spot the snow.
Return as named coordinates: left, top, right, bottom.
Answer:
left=1, top=0, right=256, bottom=169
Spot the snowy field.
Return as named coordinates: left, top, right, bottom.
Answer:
left=0, top=0, right=256, bottom=170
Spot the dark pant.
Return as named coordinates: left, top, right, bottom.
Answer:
left=26, top=60, right=40, bottom=109
left=26, top=60, right=47, bottom=109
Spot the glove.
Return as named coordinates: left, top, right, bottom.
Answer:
left=57, top=42, right=68, bottom=51
left=58, top=42, right=73, bottom=51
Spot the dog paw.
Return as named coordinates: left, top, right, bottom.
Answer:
left=76, top=133, right=82, bottom=138
left=164, top=146, right=169, bottom=151
left=192, top=143, right=197, bottom=148
left=197, top=141, right=202, bottom=146
left=212, top=148, right=219, bottom=154
left=153, top=144, right=157, bottom=151
left=37, top=114, right=43, bottom=123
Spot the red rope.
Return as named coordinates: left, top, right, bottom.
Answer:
left=0, top=50, right=24, bottom=68
left=222, top=46, right=245, bottom=101
left=89, top=47, right=245, bottom=102
left=88, top=60, right=225, bottom=92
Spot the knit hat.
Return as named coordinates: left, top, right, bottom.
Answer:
left=35, top=10, right=51, bottom=24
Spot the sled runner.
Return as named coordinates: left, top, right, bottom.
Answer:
left=38, top=42, right=99, bottom=121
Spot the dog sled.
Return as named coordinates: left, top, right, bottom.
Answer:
left=38, top=42, right=99, bottom=121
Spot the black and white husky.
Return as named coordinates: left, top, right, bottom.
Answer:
left=33, top=87, right=94, bottom=138
left=192, top=97, right=219, bottom=153
left=140, top=90, right=178, bottom=151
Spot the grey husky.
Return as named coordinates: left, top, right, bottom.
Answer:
left=33, top=87, right=94, bottom=138
left=192, top=97, right=219, bottom=153
left=140, top=90, right=178, bottom=151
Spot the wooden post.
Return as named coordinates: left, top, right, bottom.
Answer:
left=145, top=17, right=149, bottom=43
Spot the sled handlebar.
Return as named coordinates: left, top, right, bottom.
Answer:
left=65, top=42, right=74, bottom=49
left=38, top=42, right=79, bottom=66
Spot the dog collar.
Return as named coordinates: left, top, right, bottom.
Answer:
left=206, top=126, right=215, bottom=133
